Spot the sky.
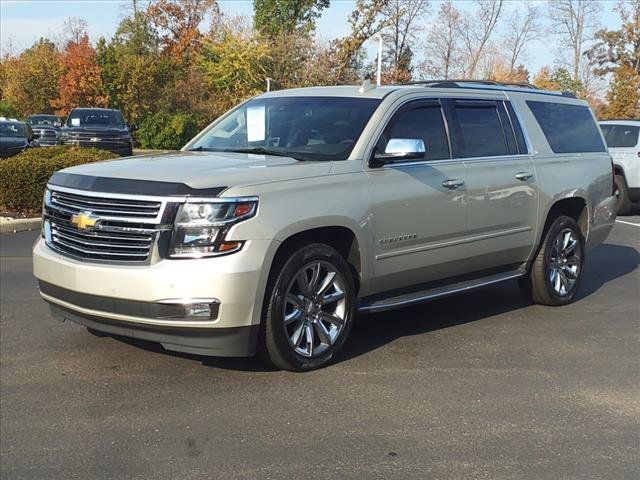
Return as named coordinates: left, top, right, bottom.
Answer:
left=0, top=0, right=623, bottom=76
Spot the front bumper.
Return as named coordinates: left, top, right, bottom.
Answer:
left=48, top=303, right=259, bottom=357
left=33, top=238, right=277, bottom=356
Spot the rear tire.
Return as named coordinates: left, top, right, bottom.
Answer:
left=260, top=243, right=355, bottom=371
left=520, top=215, right=585, bottom=306
left=615, top=174, right=632, bottom=215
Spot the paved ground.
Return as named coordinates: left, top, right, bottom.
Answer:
left=1, top=218, right=639, bottom=480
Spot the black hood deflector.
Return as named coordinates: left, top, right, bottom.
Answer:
left=49, top=172, right=227, bottom=197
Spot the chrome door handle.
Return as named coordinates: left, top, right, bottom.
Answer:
left=515, top=172, right=534, bottom=181
left=442, top=178, right=464, bottom=189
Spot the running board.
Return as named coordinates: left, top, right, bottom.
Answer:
left=357, top=269, right=527, bottom=314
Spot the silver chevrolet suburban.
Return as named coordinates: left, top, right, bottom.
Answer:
left=33, top=81, right=617, bottom=371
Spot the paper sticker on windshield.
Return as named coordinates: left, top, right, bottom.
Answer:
left=71, top=118, right=80, bottom=126
left=246, top=106, right=265, bottom=142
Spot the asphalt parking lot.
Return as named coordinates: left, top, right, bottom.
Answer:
left=1, top=218, right=638, bottom=480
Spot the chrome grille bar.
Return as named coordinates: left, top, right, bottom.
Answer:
left=44, top=186, right=176, bottom=264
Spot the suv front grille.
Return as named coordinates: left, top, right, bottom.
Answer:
left=44, top=187, right=172, bottom=264
left=51, top=190, right=161, bottom=219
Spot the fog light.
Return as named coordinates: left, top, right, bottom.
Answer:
left=158, top=299, right=220, bottom=320
left=184, top=303, right=212, bottom=318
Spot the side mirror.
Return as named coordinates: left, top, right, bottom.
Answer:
left=371, top=138, right=426, bottom=167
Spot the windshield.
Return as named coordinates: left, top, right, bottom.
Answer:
left=0, top=123, right=26, bottom=138
left=188, top=96, right=381, bottom=161
left=67, top=109, right=126, bottom=128
left=27, top=115, right=61, bottom=127
left=601, top=124, right=640, bottom=148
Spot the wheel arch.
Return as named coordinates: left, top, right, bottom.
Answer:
left=271, top=223, right=365, bottom=296
left=541, top=196, right=589, bottom=245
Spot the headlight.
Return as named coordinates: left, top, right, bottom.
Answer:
left=169, top=198, right=258, bottom=258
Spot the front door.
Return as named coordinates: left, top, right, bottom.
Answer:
left=366, top=100, right=468, bottom=294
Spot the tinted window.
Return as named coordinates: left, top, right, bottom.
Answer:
left=190, top=97, right=380, bottom=162
left=0, top=123, right=26, bottom=138
left=527, top=101, right=605, bottom=153
left=454, top=102, right=508, bottom=157
left=600, top=124, right=640, bottom=148
left=378, top=103, right=450, bottom=161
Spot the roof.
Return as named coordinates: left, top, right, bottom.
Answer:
left=256, top=80, right=578, bottom=101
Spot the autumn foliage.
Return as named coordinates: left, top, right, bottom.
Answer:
left=0, top=0, right=638, bottom=150
left=51, top=35, right=108, bottom=115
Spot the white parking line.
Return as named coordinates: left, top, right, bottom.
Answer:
left=615, top=219, right=640, bottom=227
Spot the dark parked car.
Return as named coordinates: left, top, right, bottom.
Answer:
left=61, top=108, right=134, bottom=156
left=26, top=114, right=63, bottom=146
left=0, top=119, right=37, bottom=158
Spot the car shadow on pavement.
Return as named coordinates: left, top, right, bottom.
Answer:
left=106, top=243, right=638, bottom=371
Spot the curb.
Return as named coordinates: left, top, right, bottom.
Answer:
left=0, top=217, right=41, bottom=234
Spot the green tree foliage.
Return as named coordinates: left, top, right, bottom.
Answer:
left=586, top=0, right=640, bottom=75
left=137, top=112, right=200, bottom=150
left=197, top=25, right=271, bottom=115
left=1, top=39, right=61, bottom=116
left=253, top=0, right=329, bottom=37
left=586, top=0, right=640, bottom=119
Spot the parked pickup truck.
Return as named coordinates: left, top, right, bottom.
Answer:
left=33, top=81, right=617, bottom=371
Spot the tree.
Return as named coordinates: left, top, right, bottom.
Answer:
left=586, top=0, right=640, bottom=75
left=96, top=12, right=171, bottom=123
left=501, top=2, right=541, bottom=74
left=197, top=24, right=271, bottom=116
left=51, top=34, right=107, bottom=116
left=253, top=0, right=329, bottom=37
left=331, top=0, right=392, bottom=82
left=420, top=0, right=463, bottom=79
left=601, top=64, right=640, bottom=118
left=379, top=0, right=429, bottom=83
left=146, top=0, right=220, bottom=58
left=587, top=1, right=640, bottom=119
left=548, top=0, right=602, bottom=82
left=533, top=66, right=583, bottom=93
left=460, top=0, right=503, bottom=77
left=1, top=39, right=62, bottom=116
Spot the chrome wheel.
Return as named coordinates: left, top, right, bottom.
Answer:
left=284, top=261, right=347, bottom=358
left=548, top=228, right=582, bottom=297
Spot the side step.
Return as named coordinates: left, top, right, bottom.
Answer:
left=357, top=268, right=526, bottom=314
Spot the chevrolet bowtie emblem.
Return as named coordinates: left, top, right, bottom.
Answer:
left=71, top=212, right=99, bottom=230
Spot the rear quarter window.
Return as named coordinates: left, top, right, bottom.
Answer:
left=526, top=101, right=606, bottom=154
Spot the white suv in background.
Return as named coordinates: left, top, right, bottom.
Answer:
left=600, top=120, right=640, bottom=215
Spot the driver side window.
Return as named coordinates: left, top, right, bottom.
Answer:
left=378, top=102, right=451, bottom=161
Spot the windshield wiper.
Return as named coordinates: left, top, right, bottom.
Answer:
left=188, top=146, right=217, bottom=152
left=222, top=147, right=306, bottom=161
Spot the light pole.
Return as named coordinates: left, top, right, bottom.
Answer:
left=376, top=35, right=383, bottom=86
left=266, top=77, right=272, bottom=92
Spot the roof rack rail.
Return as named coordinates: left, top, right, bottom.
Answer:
left=397, top=79, right=578, bottom=99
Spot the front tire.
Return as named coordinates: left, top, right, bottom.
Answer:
left=520, top=215, right=585, bottom=306
left=614, top=174, right=632, bottom=215
left=261, top=243, right=355, bottom=371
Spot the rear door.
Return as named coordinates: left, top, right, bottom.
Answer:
left=444, top=98, right=538, bottom=270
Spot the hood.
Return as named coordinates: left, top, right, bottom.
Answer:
left=51, top=151, right=333, bottom=194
